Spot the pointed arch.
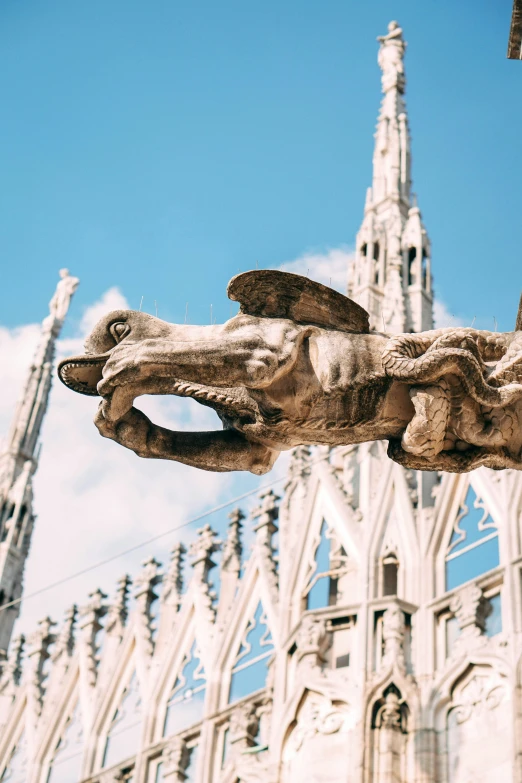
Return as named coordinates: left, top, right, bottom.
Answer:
left=89, top=636, right=144, bottom=774
left=431, top=661, right=513, bottom=783
left=285, top=466, right=362, bottom=626
left=0, top=693, right=28, bottom=783
left=45, top=699, right=84, bottom=783
left=435, top=479, right=500, bottom=595
left=101, top=669, right=142, bottom=770
left=162, top=638, right=207, bottom=737
left=215, top=559, right=277, bottom=709
left=227, top=600, right=274, bottom=704
left=0, top=729, right=28, bottom=783
left=367, top=465, right=419, bottom=602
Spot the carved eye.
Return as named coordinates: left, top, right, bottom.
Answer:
left=110, top=322, right=129, bottom=343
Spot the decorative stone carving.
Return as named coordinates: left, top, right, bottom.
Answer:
left=382, top=603, right=406, bottom=669
left=105, top=575, right=131, bottom=636
left=27, top=617, right=57, bottom=714
left=162, top=736, right=189, bottom=780
left=222, top=508, right=244, bottom=576
left=0, top=634, right=24, bottom=694
left=161, top=544, right=185, bottom=611
left=134, top=557, right=162, bottom=656
left=295, top=616, right=330, bottom=668
left=51, top=604, right=77, bottom=661
left=450, top=583, right=489, bottom=644
left=229, top=702, right=260, bottom=751
left=252, top=490, right=279, bottom=599
left=59, top=269, right=522, bottom=474
left=290, top=692, right=350, bottom=752
left=78, top=588, right=107, bottom=688
left=43, top=268, right=80, bottom=335
left=189, top=524, right=221, bottom=625
left=377, top=21, right=406, bottom=92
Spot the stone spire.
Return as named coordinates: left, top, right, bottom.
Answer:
left=0, top=270, right=79, bottom=656
left=348, top=22, right=432, bottom=334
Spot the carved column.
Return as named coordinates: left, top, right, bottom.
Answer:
left=26, top=616, right=56, bottom=739
left=105, top=575, right=131, bottom=640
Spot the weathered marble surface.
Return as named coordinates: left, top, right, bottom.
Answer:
left=58, top=271, right=522, bottom=474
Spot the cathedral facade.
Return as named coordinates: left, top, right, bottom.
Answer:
left=1, top=23, right=522, bottom=783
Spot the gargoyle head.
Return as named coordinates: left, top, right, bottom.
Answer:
left=58, top=309, right=175, bottom=395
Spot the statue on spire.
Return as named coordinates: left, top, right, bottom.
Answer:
left=43, top=269, right=80, bottom=335
left=377, top=21, right=406, bottom=91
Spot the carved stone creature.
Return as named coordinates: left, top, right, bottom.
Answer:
left=58, top=271, right=522, bottom=474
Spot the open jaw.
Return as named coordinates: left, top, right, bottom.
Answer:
left=58, top=353, right=108, bottom=396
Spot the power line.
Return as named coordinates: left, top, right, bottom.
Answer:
left=0, top=451, right=328, bottom=616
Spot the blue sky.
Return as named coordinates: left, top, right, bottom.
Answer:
left=1, top=0, right=520, bottom=333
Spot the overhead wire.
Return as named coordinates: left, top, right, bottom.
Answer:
left=0, top=451, right=331, bottom=617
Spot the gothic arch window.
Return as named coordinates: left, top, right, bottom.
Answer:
left=421, top=248, right=429, bottom=288
left=444, top=486, right=499, bottom=592
left=303, top=520, right=346, bottom=610
left=163, top=641, right=206, bottom=737
left=382, top=553, right=399, bottom=597
left=407, top=247, right=416, bottom=285
left=0, top=732, right=28, bottom=782
left=102, top=671, right=142, bottom=770
left=228, top=601, right=274, bottom=703
left=373, top=242, right=380, bottom=284
left=46, top=701, right=84, bottom=783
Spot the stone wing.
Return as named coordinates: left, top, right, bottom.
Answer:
left=227, top=270, right=370, bottom=333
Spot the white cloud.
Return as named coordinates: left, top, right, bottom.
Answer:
left=1, top=290, right=274, bottom=635
left=279, top=246, right=355, bottom=292
left=433, top=299, right=465, bottom=329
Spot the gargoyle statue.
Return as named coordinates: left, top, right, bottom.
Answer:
left=58, top=271, right=522, bottom=474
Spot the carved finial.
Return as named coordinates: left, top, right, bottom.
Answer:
left=134, top=558, right=162, bottom=656
left=189, top=525, right=221, bottom=626
left=252, top=491, right=279, bottom=598
left=450, top=583, right=488, bottom=638
left=0, top=634, right=24, bottom=692
left=377, top=21, right=406, bottom=93
left=162, top=544, right=186, bottom=610
left=42, top=269, right=80, bottom=336
left=27, top=617, right=57, bottom=711
left=106, top=575, right=131, bottom=635
left=51, top=605, right=77, bottom=660
left=189, top=524, right=221, bottom=568
left=287, top=446, right=311, bottom=482
left=252, top=490, right=280, bottom=534
left=78, top=589, right=107, bottom=688
left=134, top=557, right=162, bottom=604
left=222, top=508, right=244, bottom=575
